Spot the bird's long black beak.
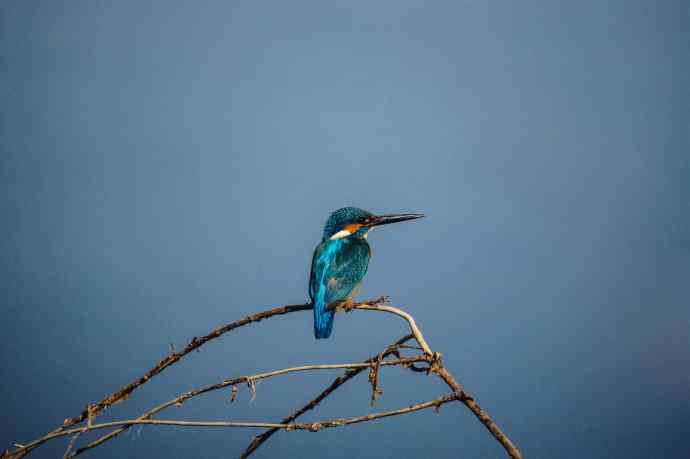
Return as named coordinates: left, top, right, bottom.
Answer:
left=367, top=213, right=425, bottom=227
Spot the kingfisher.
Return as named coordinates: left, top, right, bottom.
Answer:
left=309, top=207, right=424, bottom=339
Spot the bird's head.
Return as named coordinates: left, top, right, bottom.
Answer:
left=322, top=207, right=424, bottom=241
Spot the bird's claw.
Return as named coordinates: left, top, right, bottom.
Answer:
left=342, top=299, right=355, bottom=312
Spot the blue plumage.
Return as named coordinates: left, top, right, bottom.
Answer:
left=321, top=207, right=373, bottom=240
left=310, top=237, right=370, bottom=338
left=309, top=207, right=423, bottom=339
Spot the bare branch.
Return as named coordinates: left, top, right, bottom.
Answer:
left=10, top=395, right=459, bottom=448
left=4, top=299, right=523, bottom=459
left=434, top=365, right=522, bottom=459
left=340, top=299, right=433, bottom=356
left=347, top=301, right=523, bottom=459
left=16, top=356, right=426, bottom=459
left=61, top=429, right=84, bottom=459
left=241, top=334, right=415, bottom=458
left=368, top=353, right=383, bottom=405
left=51, top=296, right=421, bottom=439
left=59, top=301, right=314, bottom=431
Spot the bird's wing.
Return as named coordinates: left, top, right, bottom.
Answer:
left=309, top=239, right=370, bottom=305
left=308, top=244, right=322, bottom=302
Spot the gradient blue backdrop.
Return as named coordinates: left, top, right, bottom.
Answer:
left=2, top=1, right=688, bottom=457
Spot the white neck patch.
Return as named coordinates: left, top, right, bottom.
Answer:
left=329, top=229, right=352, bottom=240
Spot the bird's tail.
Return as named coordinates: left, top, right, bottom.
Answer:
left=313, top=297, right=334, bottom=339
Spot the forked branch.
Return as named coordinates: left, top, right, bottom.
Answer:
left=3, top=298, right=522, bottom=459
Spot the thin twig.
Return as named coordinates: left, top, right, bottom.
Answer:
left=350, top=302, right=433, bottom=355
left=368, top=353, right=383, bottom=405
left=12, top=395, right=459, bottom=446
left=351, top=301, right=522, bottom=458
left=396, top=344, right=423, bottom=351
left=5, top=299, right=523, bottom=459
left=22, top=297, right=401, bottom=448
left=59, top=302, right=315, bottom=429
left=241, top=334, right=415, bottom=458
left=434, top=366, right=522, bottom=459
left=354, top=303, right=522, bottom=458
left=61, top=429, right=84, bottom=459
left=49, top=356, right=427, bottom=458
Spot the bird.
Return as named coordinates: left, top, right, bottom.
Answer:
left=309, top=207, right=424, bottom=339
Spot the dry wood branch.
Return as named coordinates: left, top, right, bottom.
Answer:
left=368, top=354, right=383, bottom=405
left=344, top=301, right=522, bottom=457
left=434, top=366, right=522, bottom=459
left=241, top=334, right=415, bottom=458
left=60, top=302, right=315, bottom=430
left=14, top=356, right=426, bottom=459
left=352, top=303, right=523, bottom=458
left=7, top=394, right=458, bottom=450
left=3, top=298, right=523, bottom=459
left=351, top=301, right=433, bottom=355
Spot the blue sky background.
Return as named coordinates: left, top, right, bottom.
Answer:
left=1, top=1, right=688, bottom=457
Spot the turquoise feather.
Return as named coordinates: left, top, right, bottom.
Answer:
left=309, top=207, right=423, bottom=339
left=310, top=208, right=372, bottom=339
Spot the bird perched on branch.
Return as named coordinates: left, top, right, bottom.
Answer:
left=309, top=207, right=424, bottom=339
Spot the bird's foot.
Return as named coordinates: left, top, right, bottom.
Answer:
left=341, top=298, right=356, bottom=312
